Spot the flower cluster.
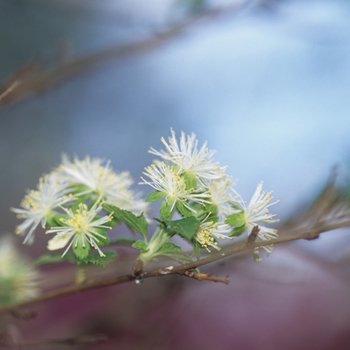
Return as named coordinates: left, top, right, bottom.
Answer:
left=141, top=129, right=234, bottom=252
left=12, top=155, right=149, bottom=260
left=227, top=182, right=280, bottom=261
left=12, top=129, right=280, bottom=266
left=140, top=129, right=280, bottom=260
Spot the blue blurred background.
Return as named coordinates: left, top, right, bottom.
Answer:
left=1, top=0, right=350, bottom=349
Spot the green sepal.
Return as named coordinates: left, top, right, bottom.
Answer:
left=166, top=216, right=200, bottom=240
left=176, top=201, right=193, bottom=217
left=183, top=171, right=197, bottom=190
left=146, top=190, right=167, bottom=202
left=156, top=242, right=193, bottom=264
left=73, top=241, right=91, bottom=259
left=230, top=224, right=247, bottom=237
left=132, top=240, right=148, bottom=252
left=225, top=211, right=246, bottom=227
left=103, top=204, right=148, bottom=240
left=160, top=199, right=174, bottom=218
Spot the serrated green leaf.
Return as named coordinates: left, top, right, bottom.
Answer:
left=73, top=242, right=91, bottom=259
left=146, top=190, right=167, bottom=202
left=103, top=204, right=148, bottom=239
left=132, top=240, right=148, bottom=252
left=156, top=242, right=193, bottom=264
left=226, top=211, right=246, bottom=227
left=78, top=251, right=117, bottom=266
left=166, top=216, right=200, bottom=240
left=160, top=199, right=173, bottom=218
left=230, top=224, right=247, bottom=237
left=183, top=171, right=197, bottom=190
left=176, top=201, right=193, bottom=217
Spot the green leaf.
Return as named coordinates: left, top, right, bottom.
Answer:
left=146, top=190, right=167, bottom=202
left=46, top=212, right=68, bottom=227
left=225, top=211, right=246, bottom=227
left=230, top=224, right=247, bottom=237
left=132, top=240, right=148, bottom=252
left=103, top=204, right=148, bottom=239
left=35, top=253, right=76, bottom=266
left=73, top=241, right=91, bottom=259
left=160, top=199, right=173, bottom=218
left=192, top=241, right=201, bottom=260
left=183, top=171, right=197, bottom=190
left=176, top=201, right=193, bottom=217
left=156, top=242, right=193, bottom=264
left=108, top=237, right=137, bottom=245
left=166, top=216, right=200, bottom=240
left=92, top=227, right=110, bottom=246
left=204, top=203, right=218, bottom=216
left=78, top=251, right=117, bottom=266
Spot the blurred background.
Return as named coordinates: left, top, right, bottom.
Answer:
left=1, top=0, right=350, bottom=349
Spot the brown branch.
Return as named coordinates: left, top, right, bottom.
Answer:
left=1, top=219, right=350, bottom=317
left=0, top=2, right=249, bottom=106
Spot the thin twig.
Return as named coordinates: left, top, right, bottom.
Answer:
left=1, top=219, right=350, bottom=317
left=0, top=2, right=249, bottom=106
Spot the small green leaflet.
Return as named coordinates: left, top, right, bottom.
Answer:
left=176, top=201, right=193, bottom=217
left=230, top=224, right=247, bottom=237
left=145, top=190, right=167, bottom=202
left=103, top=204, right=148, bottom=239
left=166, top=216, right=200, bottom=240
left=225, top=211, right=246, bottom=227
left=160, top=199, right=173, bottom=218
left=156, top=242, right=193, bottom=264
left=131, top=240, right=148, bottom=252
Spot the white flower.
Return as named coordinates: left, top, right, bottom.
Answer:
left=0, top=237, right=40, bottom=306
left=59, top=155, right=149, bottom=215
left=195, top=219, right=231, bottom=252
left=234, top=182, right=279, bottom=259
left=149, top=129, right=226, bottom=184
left=208, top=176, right=236, bottom=220
left=140, top=161, right=211, bottom=213
left=11, top=173, right=74, bottom=244
left=47, top=202, right=112, bottom=257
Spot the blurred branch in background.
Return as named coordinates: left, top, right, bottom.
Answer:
left=0, top=0, right=251, bottom=107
